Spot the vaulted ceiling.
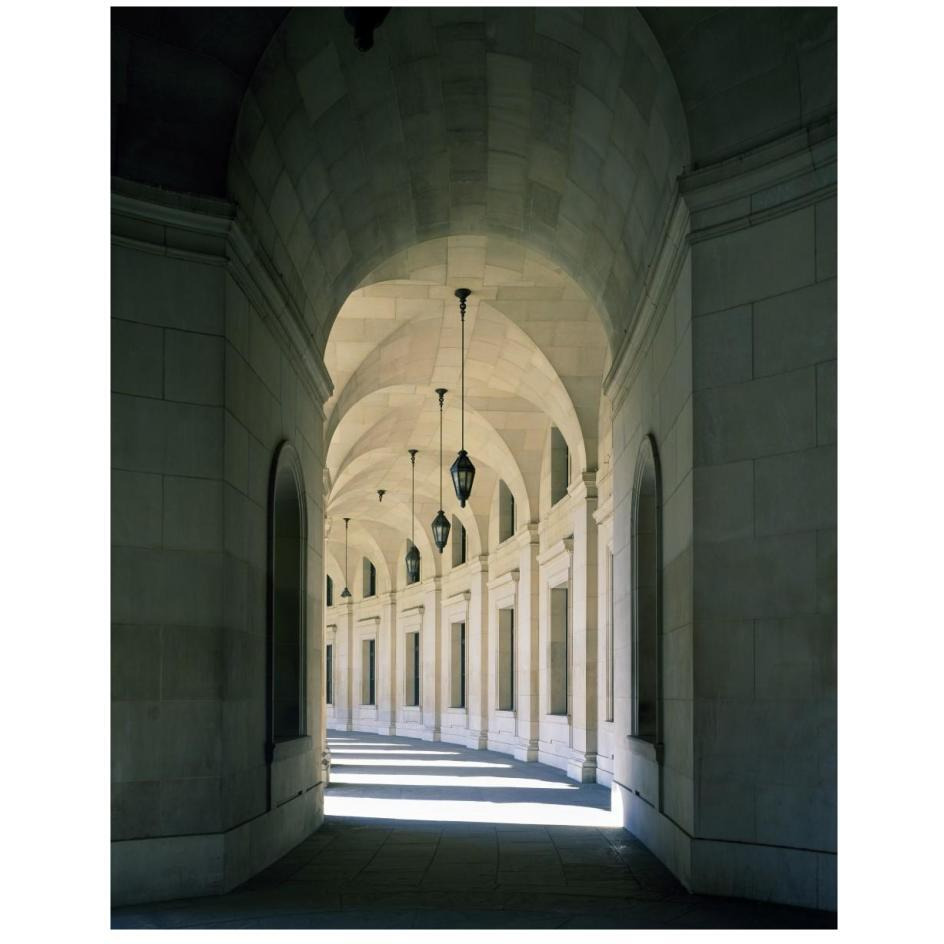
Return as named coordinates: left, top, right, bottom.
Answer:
left=323, top=234, right=607, bottom=589
left=112, top=6, right=836, bottom=596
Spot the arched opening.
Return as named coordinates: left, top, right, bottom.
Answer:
left=550, top=426, right=570, bottom=506
left=498, top=480, right=516, bottom=544
left=451, top=515, right=467, bottom=567
left=270, top=441, right=307, bottom=742
left=362, top=557, right=376, bottom=598
left=631, top=435, right=661, bottom=743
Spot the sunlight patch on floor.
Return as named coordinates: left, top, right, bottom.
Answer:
left=324, top=794, right=620, bottom=827
left=331, top=771, right=577, bottom=789
left=331, top=758, right=513, bottom=768
left=326, top=741, right=426, bottom=748
left=329, top=748, right=461, bottom=755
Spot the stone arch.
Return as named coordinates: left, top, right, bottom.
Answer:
left=631, top=434, right=661, bottom=743
left=228, top=6, right=690, bottom=354
left=269, top=440, right=308, bottom=741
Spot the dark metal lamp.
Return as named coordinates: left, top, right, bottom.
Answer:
left=405, top=449, right=420, bottom=583
left=431, top=388, right=451, bottom=553
left=450, top=289, right=476, bottom=507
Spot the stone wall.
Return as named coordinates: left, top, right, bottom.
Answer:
left=685, top=123, right=837, bottom=910
left=605, top=204, right=695, bottom=886
left=111, top=185, right=328, bottom=905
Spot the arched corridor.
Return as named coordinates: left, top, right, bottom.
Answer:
left=112, top=732, right=833, bottom=930
left=110, top=5, right=838, bottom=924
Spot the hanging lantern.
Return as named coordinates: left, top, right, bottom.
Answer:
left=340, top=517, right=352, bottom=598
left=431, top=388, right=451, bottom=553
left=450, top=288, right=476, bottom=506
left=405, top=449, right=421, bottom=584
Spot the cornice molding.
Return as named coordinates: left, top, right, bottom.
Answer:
left=603, top=121, right=837, bottom=420
left=680, top=117, right=836, bottom=220
left=537, top=537, right=573, bottom=569
left=356, top=614, right=381, bottom=625
left=487, top=569, right=520, bottom=593
left=680, top=118, right=836, bottom=246
left=444, top=590, right=471, bottom=608
left=111, top=182, right=334, bottom=408
left=400, top=604, right=425, bottom=618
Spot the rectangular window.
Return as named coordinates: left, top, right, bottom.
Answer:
left=549, top=586, right=568, bottom=715
left=498, top=608, right=515, bottom=711
left=326, top=644, right=333, bottom=705
left=326, top=575, right=333, bottom=608
left=451, top=621, right=466, bottom=708
left=405, top=631, right=420, bottom=706
left=361, top=638, right=375, bottom=705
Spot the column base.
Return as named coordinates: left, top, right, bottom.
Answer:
left=567, top=752, right=597, bottom=783
left=513, top=739, right=539, bottom=762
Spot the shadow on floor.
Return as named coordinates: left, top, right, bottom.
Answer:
left=111, top=731, right=837, bottom=930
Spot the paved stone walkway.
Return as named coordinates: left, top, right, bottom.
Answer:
left=112, top=730, right=836, bottom=929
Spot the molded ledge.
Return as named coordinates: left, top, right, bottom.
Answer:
left=272, top=735, right=313, bottom=762
left=626, top=735, right=665, bottom=764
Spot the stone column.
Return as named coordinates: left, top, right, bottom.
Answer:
left=334, top=598, right=354, bottom=731
left=467, top=556, right=489, bottom=749
left=423, top=577, right=442, bottom=740
left=568, top=472, right=599, bottom=782
left=514, top=524, right=540, bottom=761
left=378, top=591, right=397, bottom=735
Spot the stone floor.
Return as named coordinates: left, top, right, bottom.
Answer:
left=111, top=730, right=837, bottom=929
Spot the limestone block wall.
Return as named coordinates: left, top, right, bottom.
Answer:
left=642, top=6, right=836, bottom=167
left=111, top=228, right=229, bottom=856
left=685, top=125, right=837, bottom=910
left=111, top=185, right=328, bottom=905
left=222, top=261, right=325, bottom=816
left=606, top=220, right=695, bottom=887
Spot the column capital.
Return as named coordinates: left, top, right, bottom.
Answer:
left=516, top=522, right=540, bottom=549
left=567, top=471, right=598, bottom=504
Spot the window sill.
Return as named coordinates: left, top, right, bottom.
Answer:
left=272, top=736, right=312, bottom=762
left=494, top=709, right=516, bottom=716
left=626, top=735, right=663, bottom=763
